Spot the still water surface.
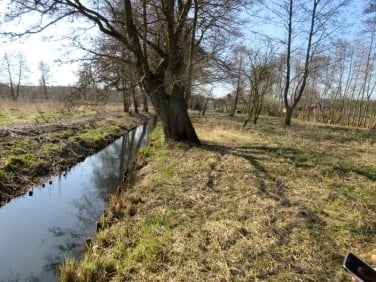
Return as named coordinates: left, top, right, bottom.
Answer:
left=0, top=119, right=155, bottom=281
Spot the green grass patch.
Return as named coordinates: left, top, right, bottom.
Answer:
left=224, top=202, right=238, bottom=213
left=138, top=146, right=152, bottom=158
left=4, top=154, right=37, bottom=172
left=70, top=125, right=120, bottom=146
left=42, top=143, right=68, bottom=156
left=137, top=126, right=166, bottom=160
left=122, top=210, right=174, bottom=271
left=0, top=105, right=153, bottom=204
left=138, top=124, right=176, bottom=178
left=72, top=130, right=105, bottom=145
left=59, top=129, right=79, bottom=139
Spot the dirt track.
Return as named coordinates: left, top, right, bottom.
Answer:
left=0, top=112, right=151, bottom=207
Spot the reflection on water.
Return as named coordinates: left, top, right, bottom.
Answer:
left=0, top=118, right=156, bottom=282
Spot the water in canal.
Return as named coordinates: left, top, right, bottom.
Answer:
left=0, top=118, right=156, bottom=282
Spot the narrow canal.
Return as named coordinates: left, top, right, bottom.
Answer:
left=0, top=118, right=156, bottom=281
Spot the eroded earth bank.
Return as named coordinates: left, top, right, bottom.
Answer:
left=0, top=111, right=152, bottom=207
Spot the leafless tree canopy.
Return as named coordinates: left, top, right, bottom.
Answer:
left=5, top=0, right=252, bottom=143
left=4, top=1, right=374, bottom=130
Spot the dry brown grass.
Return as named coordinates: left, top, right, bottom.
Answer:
left=0, top=98, right=127, bottom=126
left=61, top=112, right=376, bottom=281
left=0, top=99, right=65, bottom=125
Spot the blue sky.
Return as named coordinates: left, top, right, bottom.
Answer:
left=0, top=1, right=370, bottom=90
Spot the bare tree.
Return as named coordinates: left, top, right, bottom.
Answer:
left=288, top=35, right=376, bottom=129
left=243, top=47, right=275, bottom=126
left=4, top=0, right=250, bottom=144
left=264, top=0, right=350, bottom=126
left=65, top=62, right=103, bottom=106
left=360, top=1, right=376, bottom=128
left=92, top=37, right=140, bottom=113
left=196, top=86, right=214, bottom=117
left=39, top=61, right=50, bottom=100
left=229, top=55, right=243, bottom=117
left=2, top=52, right=28, bottom=100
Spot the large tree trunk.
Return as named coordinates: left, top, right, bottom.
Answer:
left=125, top=0, right=200, bottom=144
left=145, top=79, right=200, bottom=144
left=155, top=94, right=200, bottom=144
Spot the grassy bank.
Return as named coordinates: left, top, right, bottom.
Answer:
left=61, top=113, right=375, bottom=281
left=0, top=101, right=152, bottom=205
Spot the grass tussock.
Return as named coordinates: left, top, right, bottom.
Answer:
left=60, top=112, right=376, bottom=281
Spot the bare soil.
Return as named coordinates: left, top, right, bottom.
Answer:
left=0, top=112, right=151, bottom=207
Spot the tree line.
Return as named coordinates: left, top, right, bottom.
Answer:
left=2, top=0, right=375, bottom=144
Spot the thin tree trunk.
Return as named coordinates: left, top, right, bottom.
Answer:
left=283, top=0, right=293, bottom=125
left=42, top=77, right=48, bottom=100
left=131, top=86, right=139, bottom=114
left=230, top=60, right=242, bottom=117
left=122, top=89, right=130, bottom=113
left=142, top=92, right=149, bottom=112
left=7, top=63, right=16, bottom=100
left=184, top=0, right=198, bottom=104
left=284, top=0, right=318, bottom=126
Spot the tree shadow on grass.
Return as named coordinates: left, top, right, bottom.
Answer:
left=259, top=121, right=376, bottom=145
left=236, top=144, right=376, bottom=182
left=202, top=143, right=299, bottom=206
left=200, top=142, right=344, bottom=277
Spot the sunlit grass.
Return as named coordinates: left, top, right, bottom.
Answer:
left=0, top=99, right=66, bottom=125
left=60, top=112, right=375, bottom=281
left=0, top=98, right=126, bottom=126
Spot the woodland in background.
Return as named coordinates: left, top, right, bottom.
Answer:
left=1, top=1, right=376, bottom=131
left=1, top=76, right=375, bottom=130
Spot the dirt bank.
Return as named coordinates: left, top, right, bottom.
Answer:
left=0, top=111, right=152, bottom=207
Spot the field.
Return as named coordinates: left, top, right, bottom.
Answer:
left=0, top=100, right=152, bottom=206
left=60, top=112, right=376, bottom=281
